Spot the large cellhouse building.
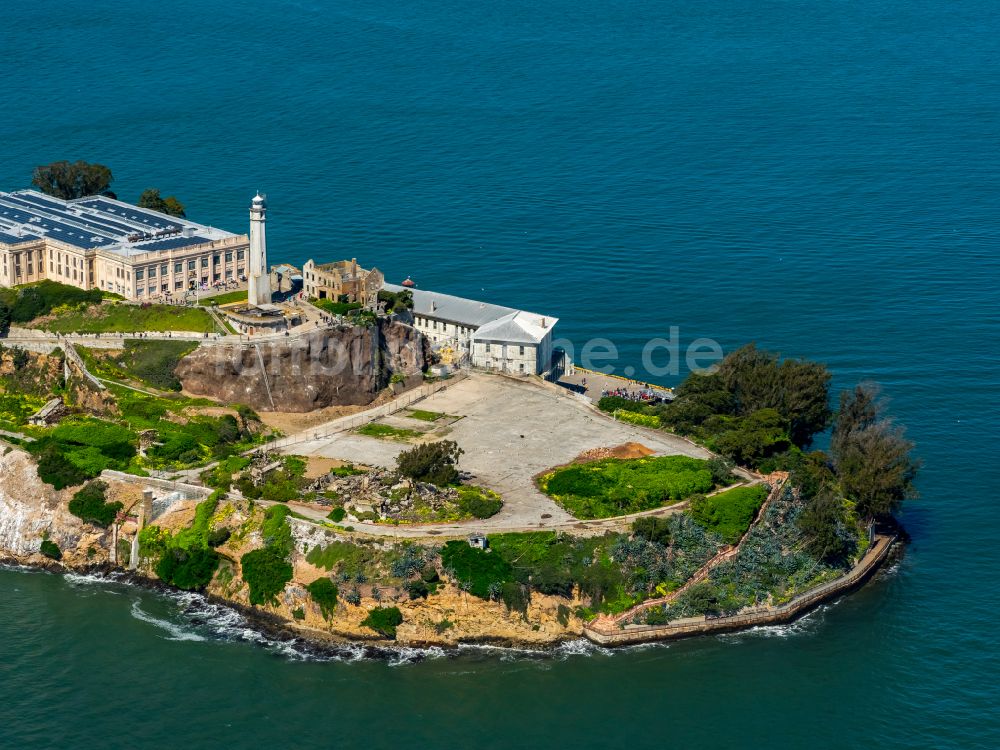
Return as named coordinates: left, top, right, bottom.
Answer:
left=0, top=190, right=249, bottom=299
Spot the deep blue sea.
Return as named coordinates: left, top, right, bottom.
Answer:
left=2, top=1, right=999, bottom=747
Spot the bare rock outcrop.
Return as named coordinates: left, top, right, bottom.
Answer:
left=175, top=319, right=429, bottom=412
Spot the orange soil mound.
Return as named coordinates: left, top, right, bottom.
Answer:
left=574, top=442, right=655, bottom=463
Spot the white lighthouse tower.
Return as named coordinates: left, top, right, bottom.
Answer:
left=247, top=193, right=272, bottom=307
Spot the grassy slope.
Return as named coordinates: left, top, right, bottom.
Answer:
left=33, top=303, right=216, bottom=333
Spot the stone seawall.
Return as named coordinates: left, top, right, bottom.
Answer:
left=585, top=533, right=896, bottom=646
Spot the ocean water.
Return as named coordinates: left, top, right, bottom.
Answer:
left=1, top=0, right=998, bottom=747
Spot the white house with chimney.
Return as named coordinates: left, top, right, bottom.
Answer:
left=383, top=283, right=558, bottom=375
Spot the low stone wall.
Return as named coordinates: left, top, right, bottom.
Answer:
left=584, top=533, right=896, bottom=646
left=100, top=470, right=212, bottom=501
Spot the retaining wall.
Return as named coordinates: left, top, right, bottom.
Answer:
left=585, top=533, right=896, bottom=646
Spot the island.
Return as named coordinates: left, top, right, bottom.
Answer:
left=0, top=188, right=918, bottom=651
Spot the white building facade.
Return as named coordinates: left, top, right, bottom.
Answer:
left=0, top=190, right=248, bottom=300
left=383, top=283, right=558, bottom=375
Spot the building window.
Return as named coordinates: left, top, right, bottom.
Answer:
left=485, top=343, right=491, bottom=353
left=175, top=262, right=183, bottom=274
left=225, top=252, right=233, bottom=262
left=148, top=266, right=156, bottom=278
left=519, top=345, right=524, bottom=356
left=136, top=269, right=144, bottom=281
left=175, top=280, right=183, bottom=290
left=213, top=255, right=220, bottom=265
left=237, top=250, right=245, bottom=261
left=201, top=257, right=208, bottom=268
left=188, top=260, right=196, bottom=271
left=161, top=264, right=168, bottom=276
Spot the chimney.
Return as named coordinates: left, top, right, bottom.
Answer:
left=430, top=299, right=437, bottom=313
left=541, top=317, right=547, bottom=328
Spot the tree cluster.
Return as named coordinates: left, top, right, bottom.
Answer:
left=395, top=440, right=463, bottom=486
left=138, top=188, right=186, bottom=218
left=32, top=161, right=114, bottom=200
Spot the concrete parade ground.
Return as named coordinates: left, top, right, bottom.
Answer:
left=281, top=372, right=712, bottom=536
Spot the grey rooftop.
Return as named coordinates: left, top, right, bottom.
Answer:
left=0, top=190, right=237, bottom=255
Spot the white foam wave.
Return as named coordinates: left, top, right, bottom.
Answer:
left=130, top=600, right=207, bottom=642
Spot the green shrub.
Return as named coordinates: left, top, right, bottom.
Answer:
left=35, top=445, right=89, bottom=489
left=241, top=547, right=293, bottom=606
left=241, top=505, right=295, bottom=606
left=688, top=484, right=768, bottom=544
left=631, top=516, right=673, bottom=546
left=327, top=507, right=346, bottom=523
left=7, top=280, right=102, bottom=323
left=615, top=410, right=662, bottom=428
left=395, top=440, right=463, bottom=485
left=156, top=546, right=220, bottom=590
left=455, top=485, right=503, bottom=519
left=68, top=481, right=122, bottom=527
left=306, top=577, right=339, bottom=619
left=539, top=456, right=714, bottom=519
left=361, top=606, right=403, bottom=638
left=597, top=396, right=652, bottom=415
left=440, top=541, right=513, bottom=599
left=292, top=607, right=305, bottom=620
left=40, top=539, right=62, bottom=561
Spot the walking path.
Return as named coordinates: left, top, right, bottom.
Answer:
left=588, top=473, right=785, bottom=632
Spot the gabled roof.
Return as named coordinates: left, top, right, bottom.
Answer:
left=384, top=283, right=520, bottom=328
left=473, top=310, right=558, bottom=344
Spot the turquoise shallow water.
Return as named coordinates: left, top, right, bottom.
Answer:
left=1, top=0, right=999, bottom=747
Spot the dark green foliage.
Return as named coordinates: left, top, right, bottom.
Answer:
left=67, top=481, right=122, bottom=527
left=455, top=486, right=503, bottom=519
left=327, top=507, right=346, bottom=522
left=156, top=546, right=220, bottom=590
left=796, top=489, right=855, bottom=564
left=540, top=455, right=714, bottom=519
left=707, top=456, right=736, bottom=485
left=6, top=280, right=103, bottom=323
left=831, top=385, right=919, bottom=519
left=32, top=160, right=113, bottom=199
left=306, top=577, right=339, bottom=619
left=35, top=444, right=89, bottom=489
left=688, top=484, right=768, bottom=544
left=501, top=581, right=530, bottom=614
left=137, top=188, right=186, bottom=217
left=440, top=541, right=514, bottom=599
left=241, top=505, right=295, bottom=606
left=207, top=527, right=231, bottom=548
left=557, top=604, right=572, bottom=627
left=395, top=440, right=464, bottom=486
left=631, top=516, right=672, bottom=546
left=657, top=344, right=832, bottom=467
left=292, top=607, right=305, bottom=620
left=378, top=289, right=414, bottom=314
left=361, top=606, right=403, bottom=638
left=40, top=539, right=62, bottom=561
left=704, top=408, right=792, bottom=466
left=0, top=301, right=10, bottom=336
left=241, top=547, right=294, bottom=606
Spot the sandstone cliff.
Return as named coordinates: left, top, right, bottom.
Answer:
left=0, top=447, right=109, bottom=568
left=175, top=319, right=429, bottom=412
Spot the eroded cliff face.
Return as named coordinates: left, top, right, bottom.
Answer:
left=0, top=447, right=584, bottom=649
left=175, top=320, right=429, bottom=412
left=0, top=448, right=108, bottom=567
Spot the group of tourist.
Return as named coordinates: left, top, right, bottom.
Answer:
left=601, top=386, right=664, bottom=403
